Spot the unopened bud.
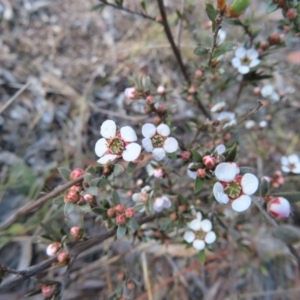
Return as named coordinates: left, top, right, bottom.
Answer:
left=117, top=271, right=125, bottom=281
left=124, top=87, right=136, bottom=99
left=178, top=204, right=187, bottom=212
left=116, top=214, right=127, bottom=225
left=84, top=194, right=94, bottom=203
left=188, top=85, right=197, bottom=94
left=124, top=207, right=135, bottom=219
left=143, top=104, right=153, bottom=114
left=202, top=155, right=216, bottom=169
left=64, top=190, right=79, bottom=203
left=115, top=204, right=125, bottom=214
left=103, top=164, right=113, bottom=176
left=194, top=69, right=203, bottom=79
left=157, top=85, right=165, bottom=95
left=170, top=212, right=178, bottom=221
left=107, top=207, right=116, bottom=218
left=156, top=15, right=163, bottom=23
left=181, top=151, right=191, bottom=161
left=197, top=168, right=206, bottom=178
left=77, top=196, right=85, bottom=205
left=267, top=197, right=291, bottom=220
left=156, top=104, right=166, bottom=116
left=253, top=87, right=261, bottom=95
left=57, top=252, right=70, bottom=265
left=146, top=95, right=154, bottom=105
left=153, top=168, right=164, bottom=178
left=126, top=279, right=135, bottom=291
left=136, top=179, right=143, bottom=186
left=46, top=242, right=62, bottom=257
left=286, top=8, right=297, bottom=20
left=42, top=284, right=57, bottom=298
left=269, top=32, right=280, bottom=45
left=227, top=0, right=250, bottom=18
left=153, top=116, right=161, bottom=125
left=70, top=227, right=82, bottom=239
left=70, top=168, right=85, bottom=181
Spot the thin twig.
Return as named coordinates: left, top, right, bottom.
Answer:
left=98, top=0, right=157, bottom=22
left=208, top=15, right=223, bottom=67
left=175, top=0, right=186, bottom=46
left=229, top=79, right=246, bottom=110
left=0, top=176, right=84, bottom=232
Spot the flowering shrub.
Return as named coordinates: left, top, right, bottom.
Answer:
left=1, top=0, right=300, bottom=299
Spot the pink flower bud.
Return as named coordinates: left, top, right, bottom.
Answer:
left=84, top=194, right=94, bottom=203
left=107, top=207, right=116, bottom=218
left=46, top=242, right=62, bottom=257
left=157, top=85, right=165, bottom=95
left=181, top=151, right=190, bottom=161
left=286, top=8, right=297, bottom=20
left=116, top=214, right=127, bottom=225
left=69, top=168, right=85, bottom=181
left=188, top=85, right=197, bottom=94
left=124, top=87, right=136, bottom=99
left=202, top=155, right=216, bottom=169
left=153, top=168, right=164, bottom=178
left=115, top=204, right=125, bottom=214
left=146, top=95, right=154, bottom=105
left=197, top=168, right=206, bottom=178
left=136, top=179, right=143, bottom=186
left=253, top=87, right=261, bottom=95
left=64, top=190, right=79, bottom=203
left=70, top=227, right=82, bottom=239
left=267, top=197, right=291, bottom=220
left=57, top=252, right=70, bottom=265
left=143, top=104, right=153, bottom=114
left=194, top=69, right=203, bottom=79
left=157, top=104, right=166, bottom=116
left=269, top=32, right=280, bottom=45
left=42, top=285, right=56, bottom=298
left=124, top=207, right=135, bottom=219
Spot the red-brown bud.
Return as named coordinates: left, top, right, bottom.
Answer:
left=202, top=155, right=216, bottom=169
left=156, top=104, right=166, bottom=116
left=146, top=95, right=155, bottom=105
left=124, top=207, right=135, bottom=219
left=46, top=242, right=62, bottom=257
left=70, top=227, right=82, bottom=239
left=115, top=204, right=125, bottom=214
left=42, top=284, right=57, bottom=298
left=286, top=8, right=297, bottom=20
left=57, top=252, right=70, bottom=265
left=117, top=271, right=125, bottom=281
left=103, top=164, right=113, bottom=176
left=126, top=280, right=135, bottom=291
left=84, top=194, right=94, bottom=203
left=181, top=151, right=191, bottom=161
left=197, top=168, right=206, bottom=178
left=178, top=204, right=187, bottom=212
left=77, top=196, right=85, bottom=205
left=170, top=212, right=178, bottom=221
left=116, top=214, right=127, bottom=225
left=194, top=69, right=203, bottom=79
left=64, top=190, right=79, bottom=203
left=269, top=32, right=280, bottom=45
left=70, top=168, right=85, bottom=181
left=107, top=207, right=116, bottom=218
left=143, top=104, right=153, bottom=114
left=188, top=85, right=197, bottom=94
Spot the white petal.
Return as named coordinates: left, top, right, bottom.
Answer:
left=122, top=143, right=141, bottom=162
left=281, top=166, right=291, bottom=173
left=164, top=137, right=178, bottom=153
left=187, top=169, right=197, bottom=180
left=201, top=219, right=212, bottom=232
left=246, top=48, right=259, bottom=60
left=184, top=231, right=195, bottom=243
left=231, top=195, right=251, bottom=212
left=249, top=59, right=260, bottom=68
left=196, top=212, right=202, bottom=221
left=95, top=138, right=108, bottom=157
left=270, top=92, right=280, bottom=102
left=152, top=148, right=166, bottom=161
left=281, top=156, right=289, bottom=166
left=238, top=65, right=250, bottom=74
left=132, top=193, right=140, bottom=202
left=120, top=126, right=137, bottom=142
left=154, top=197, right=164, bottom=212
left=100, top=120, right=116, bottom=139
left=213, top=182, right=229, bottom=204
left=142, top=138, right=153, bottom=152
left=142, top=123, right=156, bottom=138
left=215, top=144, right=226, bottom=155
left=193, top=239, right=205, bottom=251
left=97, top=154, right=118, bottom=164
left=215, top=162, right=237, bottom=182
left=231, top=57, right=241, bottom=68
left=142, top=186, right=151, bottom=193
left=211, top=101, right=226, bottom=112
left=241, top=173, right=259, bottom=195
left=189, top=219, right=202, bottom=231
left=205, top=231, right=216, bottom=244
left=235, top=47, right=246, bottom=58
left=292, top=164, right=300, bottom=174
left=288, top=154, right=300, bottom=164
left=163, top=197, right=172, bottom=208
left=261, top=85, right=274, bottom=97
left=157, top=124, right=170, bottom=136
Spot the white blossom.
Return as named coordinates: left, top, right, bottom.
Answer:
left=261, top=85, right=280, bottom=102
left=281, top=154, right=300, bottom=174
left=267, top=197, right=291, bottom=220
left=213, top=162, right=259, bottom=212
left=231, top=47, right=260, bottom=74
left=142, top=123, right=178, bottom=161
left=153, top=196, right=172, bottom=212
left=217, top=111, right=236, bottom=128
left=95, top=120, right=141, bottom=164
left=210, top=101, right=226, bottom=113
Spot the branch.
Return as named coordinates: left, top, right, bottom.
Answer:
left=98, top=1, right=157, bottom=22
left=0, top=176, right=84, bottom=232
left=208, top=14, right=223, bottom=67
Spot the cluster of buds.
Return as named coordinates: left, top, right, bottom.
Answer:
left=107, top=204, right=135, bottom=225
left=263, top=171, right=285, bottom=188
left=265, top=196, right=291, bottom=220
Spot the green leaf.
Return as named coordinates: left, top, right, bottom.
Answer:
left=260, top=178, right=270, bottom=197
left=239, top=167, right=254, bottom=175
left=58, top=167, right=71, bottom=181
left=144, top=76, right=151, bottom=90
left=213, top=42, right=235, bottom=58
left=85, top=186, right=98, bottom=196
left=53, top=195, right=64, bottom=205
left=127, top=218, right=140, bottom=231
left=193, top=46, right=210, bottom=56
left=91, top=177, right=105, bottom=187
left=93, top=207, right=108, bottom=215
left=229, top=0, right=250, bottom=15
left=26, top=288, right=42, bottom=297
left=117, top=225, right=127, bottom=239
left=168, top=152, right=177, bottom=159
left=127, top=162, right=137, bottom=173
left=224, top=143, right=237, bottom=162
left=205, top=2, right=218, bottom=22
left=267, top=3, right=278, bottom=13
left=273, top=225, right=300, bottom=244
left=269, top=192, right=300, bottom=204
left=83, top=172, right=93, bottom=184
left=198, top=249, right=206, bottom=264
left=113, top=164, right=125, bottom=177
left=64, top=202, right=76, bottom=216
left=79, top=203, right=92, bottom=213
left=224, top=18, right=243, bottom=26
left=190, top=149, right=202, bottom=162
left=194, top=177, right=203, bottom=193
left=140, top=0, right=146, bottom=11
left=134, top=203, right=145, bottom=212
left=112, top=190, right=120, bottom=205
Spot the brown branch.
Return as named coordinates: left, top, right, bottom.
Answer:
left=0, top=176, right=84, bottom=232
left=98, top=0, right=157, bottom=22
left=208, top=14, right=223, bottom=67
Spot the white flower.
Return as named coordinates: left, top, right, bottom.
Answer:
left=153, top=196, right=172, bottom=212
left=213, top=162, right=259, bottom=212
left=95, top=120, right=141, bottom=164
left=146, top=161, right=164, bottom=178
left=183, top=212, right=217, bottom=251
left=259, top=120, right=268, bottom=128
left=245, top=120, right=256, bottom=129
left=217, top=29, right=227, bottom=45
left=132, top=186, right=151, bottom=212
left=261, top=85, right=280, bottom=103
left=157, top=85, right=165, bottom=95
left=231, top=47, right=261, bottom=74
left=210, top=101, right=226, bottom=113
left=217, top=111, right=236, bottom=128
left=281, top=154, right=300, bottom=174
left=267, top=197, right=291, bottom=220
left=142, top=123, right=178, bottom=161
left=124, top=87, right=136, bottom=99
left=187, top=163, right=197, bottom=180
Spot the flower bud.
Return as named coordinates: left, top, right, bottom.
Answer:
left=188, top=85, right=197, bottom=94
left=178, top=204, right=187, bottom=212
left=253, top=87, right=261, bottom=95
left=267, top=197, right=291, bottom=220
left=146, top=95, right=155, bottom=105
left=70, top=227, right=82, bottom=239
left=153, top=167, right=164, bottom=178
left=124, top=87, right=136, bottom=99
left=194, top=69, right=203, bottom=79
left=217, top=0, right=227, bottom=12
left=103, top=164, right=113, bottom=176
left=116, top=214, right=127, bottom=225
left=181, top=151, right=191, bottom=161
left=70, top=168, right=85, bottom=181
left=46, top=242, right=62, bottom=257
left=227, top=0, right=250, bottom=18
left=107, top=207, right=116, bottom=218
left=117, top=271, right=125, bottom=281
left=126, top=279, right=135, bottom=291
left=269, top=32, right=280, bottom=45
left=156, top=104, right=166, bottom=116
left=136, top=179, right=143, bottom=186
left=143, top=104, right=153, bottom=114
left=84, top=194, right=94, bottom=203
left=124, top=207, right=135, bottom=219
left=57, top=252, right=70, bottom=265
left=157, top=85, right=165, bottom=95
left=202, top=155, right=216, bottom=169
left=286, top=8, right=297, bottom=20
left=197, top=168, right=206, bottom=178
left=170, top=212, right=178, bottom=221
left=42, top=284, right=57, bottom=298
left=153, top=116, right=161, bottom=125
left=115, top=204, right=125, bottom=214
left=76, top=196, right=85, bottom=205
left=64, top=190, right=79, bottom=203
